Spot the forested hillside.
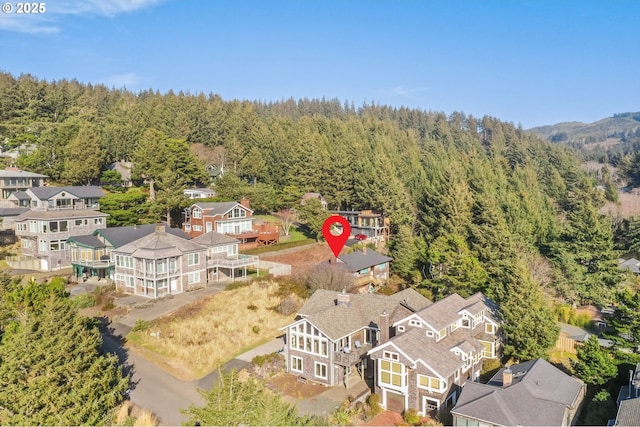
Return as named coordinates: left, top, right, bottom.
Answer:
left=0, top=72, right=629, bottom=360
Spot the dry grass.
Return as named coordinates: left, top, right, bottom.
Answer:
left=127, top=280, right=298, bottom=380
left=113, top=402, right=132, bottom=425
left=133, top=409, right=159, bottom=427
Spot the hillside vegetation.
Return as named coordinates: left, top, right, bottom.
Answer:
left=0, top=71, right=631, bottom=360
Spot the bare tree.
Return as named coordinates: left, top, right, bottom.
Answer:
left=306, top=263, right=355, bottom=293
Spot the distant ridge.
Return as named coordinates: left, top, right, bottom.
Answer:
left=528, top=112, right=640, bottom=145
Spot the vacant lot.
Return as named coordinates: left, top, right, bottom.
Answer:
left=126, top=281, right=300, bottom=380
left=261, top=243, right=334, bottom=276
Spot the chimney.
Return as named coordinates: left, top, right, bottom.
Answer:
left=362, top=246, right=367, bottom=255
left=240, top=198, right=250, bottom=209
left=502, top=367, right=513, bottom=388
left=337, top=289, right=350, bottom=307
left=379, top=310, right=390, bottom=343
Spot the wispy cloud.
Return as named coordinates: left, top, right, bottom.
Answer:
left=103, top=72, right=139, bottom=88
left=384, top=85, right=429, bottom=99
left=0, top=0, right=165, bottom=33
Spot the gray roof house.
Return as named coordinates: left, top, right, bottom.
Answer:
left=336, top=248, right=392, bottom=287
left=0, top=167, right=47, bottom=202
left=281, top=288, right=432, bottom=389
left=368, top=292, right=502, bottom=417
left=67, top=223, right=188, bottom=280
left=8, top=186, right=105, bottom=210
left=451, top=358, right=586, bottom=426
left=111, top=226, right=208, bottom=298
left=620, top=258, right=640, bottom=274
left=612, top=362, right=640, bottom=426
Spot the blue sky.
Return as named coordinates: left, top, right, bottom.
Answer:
left=1, top=0, right=639, bottom=128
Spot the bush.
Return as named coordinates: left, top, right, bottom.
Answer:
left=102, top=297, right=115, bottom=311
left=403, top=408, right=420, bottom=425
left=251, top=352, right=280, bottom=367
left=70, top=293, right=96, bottom=309
left=277, top=295, right=300, bottom=316
left=367, top=393, right=383, bottom=417
left=132, top=319, right=153, bottom=332
left=247, top=304, right=258, bottom=311
left=252, top=325, right=260, bottom=334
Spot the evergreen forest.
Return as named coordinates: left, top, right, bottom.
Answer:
left=0, top=71, right=636, bottom=363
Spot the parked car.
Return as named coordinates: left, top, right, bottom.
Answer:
left=354, top=234, right=367, bottom=241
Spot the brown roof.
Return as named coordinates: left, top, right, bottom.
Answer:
left=297, top=288, right=431, bottom=341
left=15, top=209, right=108, bottom=220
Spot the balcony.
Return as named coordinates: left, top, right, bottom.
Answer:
left=211, top=254, right=259, bottom=268
left=333, top=342, right=372, bottom=366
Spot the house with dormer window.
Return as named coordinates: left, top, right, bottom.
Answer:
left=367, top=292, right=501, bottom=417
left=280, top=288, right=432, bottom=388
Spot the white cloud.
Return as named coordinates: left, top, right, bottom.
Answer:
left=389, top=85, right=428, bottom=98
left=103, top=72, right=139, bottom=88
left=0, top=0, right=165, bottom=33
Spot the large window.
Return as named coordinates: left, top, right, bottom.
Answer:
left=116, top=255, right=133, bottom=269
left=291, top=356, right=303, bottom=373
left=418, top=375, right=446, bottom=393
left=380, top=359, right=405, bottom=388
left=485, top=323, right=494, bottom=334
left=193, top=208, right=202, bottom=219
left=188, top=271, right=200, bottom=284
left=314, top=362, right=327, bottom=379
left=228, top=207, right=246, bottom=218
left=290, top=323, right=328, bottom=357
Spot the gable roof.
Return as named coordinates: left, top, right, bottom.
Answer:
left=410, top=292, right=498, bottom=331
left=191, top=201, right=253, bottom=216
left=452, top=358, right=584, bottom=426
left=0, top=168, right=47, bottom=178
left=191, top=231, right=239, bottom=246
left=337, top=249, right=392, bottom=272
left=616, top=397, right=640, bottom=426
left=95, top=223, right=188, bottom=248
left=26, top=186, right=105, bottom=200
left=296, top=288, right=431, bottom=341
left=620, top=258, right=640, bottom=274
left=113, top=229, right=204, bottom=259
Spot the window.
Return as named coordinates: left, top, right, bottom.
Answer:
left=184, top=224, right=191, bottom=231
left=438, top=328, right=447, bottom=339
left=397, top=325, right=405, bottom=333
left=291, top=356, right=303, bottom=373
left=188, top=253, right=200, bottom=266
left=60, top=221, right=68, bottom=231
left=315, top=362, right=327, bottom=379
left=39, top=239, right=47, bottom=252
left=418, top=375, right=445, bottom=392
left=383, top=351, right=399, bottom=361
left=193, top=225, right=202, bottom=231
left=461, top=318, right=470, bottom=328
left=380, top=359, right=404, bottom=387
left=485, top=323, right=494, bottom=334
left=426, top=330, right=435, bottom=337
left=188, top=271, right=200, bottom=284
left=75, top=219, right=83, bottom=226
left=365, top=328, right=374, bottom=343
left=409, top=319, right=421, bottom=327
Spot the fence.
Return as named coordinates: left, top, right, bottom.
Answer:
left=554, top=336, right=578, bottom=354
left=258, top=260, right=291, bottom=277
left=6, top=256, right=41, bottom=271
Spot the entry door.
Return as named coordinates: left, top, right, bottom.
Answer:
left=206, top=222, right=212, bottom=233
left=170, top=279, right=178, bottom=292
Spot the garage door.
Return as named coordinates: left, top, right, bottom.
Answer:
left=385, top=390, right=405, bottom=413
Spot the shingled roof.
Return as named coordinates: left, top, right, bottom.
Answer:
left=452, top=358, right=585, bottom=426
left=337, top=249, right=392, bottom=272
left=27, top=186, right=105, bottom=200
left=95, top=223, right=188, bottom=248
left=113, top=228, right=204, bottom=259
left=191, top=231, right=239, bottom=246
left=295, top=288, right=432, bottom=341
left=192, top=201, right=253, bottom=216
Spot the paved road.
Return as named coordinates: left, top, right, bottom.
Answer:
left=102, top=324, right=204, bottom=426
left=102, top=320, right=286, bottom=426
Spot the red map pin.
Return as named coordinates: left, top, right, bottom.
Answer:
left=322, top=215, right=351, bottom=257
